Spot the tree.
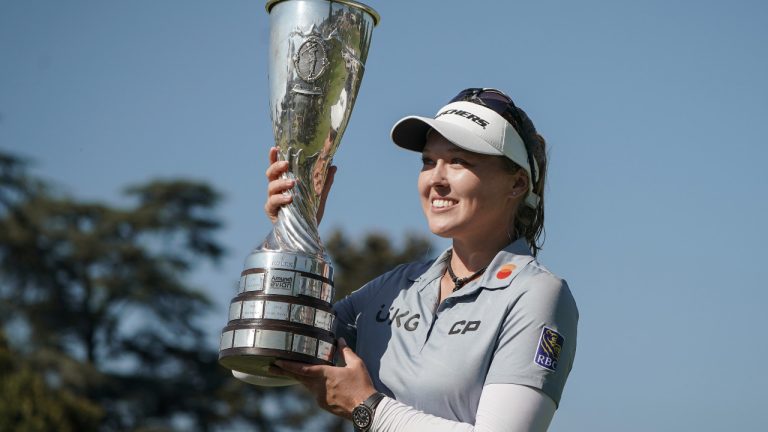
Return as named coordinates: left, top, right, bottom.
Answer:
left=0, top=149, right=292, bottom=431
left=0, top=328, right=103, bottom=432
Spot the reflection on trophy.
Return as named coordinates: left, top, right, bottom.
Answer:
left=218, top=0, right=379, bottom=386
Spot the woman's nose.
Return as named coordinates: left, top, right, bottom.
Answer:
left=429, top=160, right=448, bottom=187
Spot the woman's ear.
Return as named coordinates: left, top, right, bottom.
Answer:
left=508, top=170, right=529, bottom=200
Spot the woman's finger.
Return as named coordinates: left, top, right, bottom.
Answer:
left=273, top=360, right=326, bottom=378
left=265, top=159, right=290, bottom=181
left=265, top=146, right=289, bottom=181
left=337, top=337, right=364, bottom=368
left=264, top=147, right=294, bottom=223
left=267, top=178, right=295, bottom=196
left=268, top=366, right=315, bottom=389
left=265, top=193, right=292, bottom=223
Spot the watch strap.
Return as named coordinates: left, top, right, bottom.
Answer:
left=363, top=391, right=386, bottom=412
left=353, top=391, right=386, bottom=432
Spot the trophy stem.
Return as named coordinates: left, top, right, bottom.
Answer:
left=259, top=146, right=329, bottom=258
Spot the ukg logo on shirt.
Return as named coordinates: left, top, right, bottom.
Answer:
left=375, top=304, right=420, bottom=331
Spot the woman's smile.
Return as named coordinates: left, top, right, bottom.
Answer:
left=431, top=198, right=458, bottom=209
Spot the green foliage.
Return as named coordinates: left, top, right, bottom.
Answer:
left=0, top=150, right=272, bottom=431
left=0, top=329, right=103, bottom=432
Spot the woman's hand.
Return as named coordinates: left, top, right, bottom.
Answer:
left=269, top=338, right=376, bottom=419
left=264, top=147, right=337, bottom=224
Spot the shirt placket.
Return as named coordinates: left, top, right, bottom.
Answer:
left=418, top=276, right=478, bottom=352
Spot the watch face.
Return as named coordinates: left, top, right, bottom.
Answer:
left=352, top=405, right=372, bottom=430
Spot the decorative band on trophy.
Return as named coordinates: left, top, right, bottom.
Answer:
left=227, top=296, right=335, bottom=332
left=238, top=269, right=334, bottom=304
left=220, top=327, right=336, bottom=362
left=242, top=251, right=334, bottom=279
left=218, top=0, right=378, bottom=385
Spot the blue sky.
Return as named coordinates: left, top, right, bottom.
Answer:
left=2, top=1, right=767, bottom=430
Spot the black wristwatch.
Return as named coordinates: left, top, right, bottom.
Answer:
left=352, top=392, right=386, bottom=432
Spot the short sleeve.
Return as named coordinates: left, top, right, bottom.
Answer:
left=332, top=284, right=366, bottom=352
left=332, top=262, right=424, bottom=353
left=332, top=273, right=394, bottom=352
left=484, top=271, right=578, bottom=407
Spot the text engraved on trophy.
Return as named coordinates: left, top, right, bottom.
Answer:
left=297, top=276, right=322, bottom=299
left=290, top=304, right=316, bottom=326
left=268, top=254, right=298, bottom=270
left=321, top=282, right=333, bottom=304
left=292, top=335, right=318, bottom=356
left=229, top=301, right=243, bottom=321
left=314, top=310, right=335, bottom=332
left=245, top=273, right=265, bottom=292
left=263, top=301, right=291, bottom=320
left=317, top=340, right=334, bottom=361
left=265, top=270, right=295, bottom=296
left=293, top=35, right=328, bottom=83
left=241, top=300, right=265, bottom=319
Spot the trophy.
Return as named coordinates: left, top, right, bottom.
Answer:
left=218, top=0, right=379, bottom=386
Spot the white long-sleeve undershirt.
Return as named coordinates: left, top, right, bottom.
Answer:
left=372, top=383, right=556, bottom=432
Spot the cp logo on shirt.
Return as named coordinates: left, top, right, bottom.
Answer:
left=448, top=320, right=481, bottom=335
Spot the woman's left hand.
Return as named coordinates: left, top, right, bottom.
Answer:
left=269, top=338, right=377, bottom=419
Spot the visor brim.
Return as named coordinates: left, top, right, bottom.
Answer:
left=390, top=116, right=504, bottom=156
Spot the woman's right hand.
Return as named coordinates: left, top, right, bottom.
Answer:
left=264, top=147, right=336, bottom=225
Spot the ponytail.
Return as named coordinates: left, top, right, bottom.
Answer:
left=509, top=107, right=547, bottom=257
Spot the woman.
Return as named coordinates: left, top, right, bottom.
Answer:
left=265, top=88, right=578, bottom=432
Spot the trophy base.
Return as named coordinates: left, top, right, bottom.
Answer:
left=220, top=347, right=331, bottom=386
left=218, top=250, right=337, bottom=386
left=232, top=370, right=297, bottom=387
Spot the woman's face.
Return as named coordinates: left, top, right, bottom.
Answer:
left=418, top=132, right=524, bottom=243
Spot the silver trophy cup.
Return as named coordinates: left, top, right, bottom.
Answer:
left=218, top=0, right=378, bottom=386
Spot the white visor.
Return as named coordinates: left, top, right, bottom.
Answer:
left=391, top=101, right=540, bottom=208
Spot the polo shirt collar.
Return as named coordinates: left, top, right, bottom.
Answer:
left=474, top=237, right=534, bottom=290
left=405, top=248, right=451, bottom=291
left=404, top=237, right=534, bottom=295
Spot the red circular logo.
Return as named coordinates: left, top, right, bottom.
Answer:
left=496, top=264, right=516, bottom=279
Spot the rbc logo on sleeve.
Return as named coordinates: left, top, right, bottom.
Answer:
left=534, top=327, right=564, bottom=371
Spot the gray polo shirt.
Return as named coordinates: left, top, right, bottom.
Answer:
left=333, top=238, right=578, bottom=423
